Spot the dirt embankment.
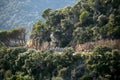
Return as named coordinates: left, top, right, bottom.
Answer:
left=75, top=39, right=120, bottom=52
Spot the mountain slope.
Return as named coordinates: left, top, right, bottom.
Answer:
left=0, top=0, right=76, bottom=30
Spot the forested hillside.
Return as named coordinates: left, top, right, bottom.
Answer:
left=0, top=0, right=120, bottom=80
left=28, top=0, right=120, bottom=50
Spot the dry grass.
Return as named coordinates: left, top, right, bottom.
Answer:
left=75, top=39, right=120, bottom=52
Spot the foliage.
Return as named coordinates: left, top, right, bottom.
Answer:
left=0, top=46, right=85, bottom=80
left=79, top=11, right=92, bottom=26
left=0, top=27, right=26, bottom=47
left=0, top=45, right=120, bottom=80
left=29, top=0, right=120, bottom=49
left=0, top=0, right=120, bottom=80
left=82, top=46, right=120, bottom=80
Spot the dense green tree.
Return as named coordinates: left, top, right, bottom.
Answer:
left=0, top=30, right=9, bottom=46
left=0, top=27, right=26, bottom=46
left=82, top=46, right=120, bottom=80
left=0, top=47, right=28, bottom=79
left=79, top=11, right=91, bottom=26
left=42, top=8, right=52, bottom=19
